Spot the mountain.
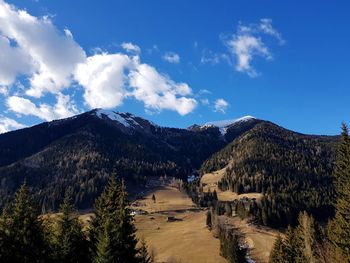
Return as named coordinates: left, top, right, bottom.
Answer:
left=0, top=109, right=254, bottom=211
left=0, top=110, right=338, bottom=219
left=200, top=121, right=339, bottom=227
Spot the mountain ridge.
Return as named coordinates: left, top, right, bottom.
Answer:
left=0, top=109, right=339, bottom=218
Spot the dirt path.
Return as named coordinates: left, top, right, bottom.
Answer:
left=133, top=186, right=228, bottom=263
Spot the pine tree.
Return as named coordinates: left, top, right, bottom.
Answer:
left=269, top=235, right=287, bottom=263
left=95, top=223, right=114, bottom=263
left=91, top=175, right=138, bottom=263
left=0, top=183, right=48, bottom=262
left=138, top=237, right=153, bottom=263
left=116, top=180, right=139, bottom=262
left=0, top=205, right=12, bottom=262
left=295, top=212, right=317, bottom=263
left=328, top=123, right=350, bottom=261
left=206, top=210, right=212, bottom=229
left=283, top=226, right=300, bottom=262
left=51, top=194, right=90, bottom=263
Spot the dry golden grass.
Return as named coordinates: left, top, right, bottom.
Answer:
left=132, top=186, right=195, bottom=213
left=42, top=178, right=275, bottom=263
left=134, top=186, right=228, bottom=263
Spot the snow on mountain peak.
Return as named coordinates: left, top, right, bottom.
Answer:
left=202, top=115, right=256, bottom=135
left=94, top=109, right=141, bottom=128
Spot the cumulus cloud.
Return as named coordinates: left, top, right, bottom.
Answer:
left=7, top=93, right=79, bottom=121
left=0, top=0, right=86, bottom=97
left=74, top=52, right=196, bottom=115
left=129, top=63, right=196, bottom=115
left=0, top=0, right=197, bottom=121
left=162, top=52, right=180, bottom=64
left=74, top=53, right=132, bottom=109
left=224, top=19, right=284, bottom=77
left=214, top=98, right=229, bottom=113
left=121, top=42, right=141, bottom=54
left=0, top=36, right=33, bottom=86
left=0, top=116, right=26, bottom=133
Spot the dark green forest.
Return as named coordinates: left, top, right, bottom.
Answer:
left=200, top=122, right=338, bottom=227
left=269, top=124, right=350, bottom=262
left=0, top=176, right=154, bottom=263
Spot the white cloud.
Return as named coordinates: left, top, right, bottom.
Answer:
left=198, top=89, right=212, bottom=95
left=226, top=35, right=271, bottom=77
left=0, top=86, right=7, bottom=95
left=260, top=18, right=285, bottom=45
left=162, top=52, right=180, bottom=64
left=0, top=116, right=26, bottom=133
left=0, top=35, right=33, bottom=86
left=214, top=98, right=229, bottom=113
left=74, top=53, right=197, bottom=115
left=0, top=0, right=198, bottom=120
left=201, top=98, right=209, bottom=105
left=74, top=53, right=132, bottom=109
left=121, top=42, right=141, bottom=54
left=129, top=63, right=196, bottom=115
left=0, top=0, right=86, bottom=97
left=7, top=93, right=79, bottom=121
left=223, top=19, right=284, bottom=77
left=201, top=49, right=230, bottom=65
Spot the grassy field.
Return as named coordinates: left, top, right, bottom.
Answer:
left=133, top=186, right=228, bottom=263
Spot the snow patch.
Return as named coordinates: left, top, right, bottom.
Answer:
left=202, top=116, right=256, bottom=135
left=95, top=109, right=141, bottom=128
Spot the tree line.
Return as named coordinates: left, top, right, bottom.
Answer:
left=0, top=176, right=154, bottom=263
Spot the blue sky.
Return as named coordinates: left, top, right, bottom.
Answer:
left=0, top=0, right=349, bottom=135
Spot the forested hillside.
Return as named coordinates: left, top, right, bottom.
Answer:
left=201, top=121, right=339, bottom=227
left=0, top=110, right=229, bottom=211
left=0, top=110, right=339, bottom=224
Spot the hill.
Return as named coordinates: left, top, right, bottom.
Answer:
left=200, top=121, right=338, bottom=227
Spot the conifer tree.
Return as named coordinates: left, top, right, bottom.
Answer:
left=295, top=212, right=318, bottom=263
left=283, top=226, right=299, bottom=262
left=90, top=175, right=138, bottom=263
left=269, top=235, right=286, bottom=263
left=0, top=183, right=48, bottom=262
left=328, top=123, right=350, bottom=261
left=51, top=194, right=89, bottom=263
left=116, top=180, right=139, bottom=262
left=206, top=210, right=212, bottom=229
left=138, top=237, right=153, bottom=263
left=0, top=205, right=12, bottom=262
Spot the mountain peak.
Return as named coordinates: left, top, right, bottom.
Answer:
left=93, top=109, right=141, bottom=128
left=201, top=116, right=257, bottom=135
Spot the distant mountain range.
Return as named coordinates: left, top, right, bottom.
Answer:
left=0, top=109, right=339, bottom=214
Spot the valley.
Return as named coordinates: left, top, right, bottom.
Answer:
left=131, top=179, right=278, bottom=263
left=133, top=185, right=226, bottom=263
